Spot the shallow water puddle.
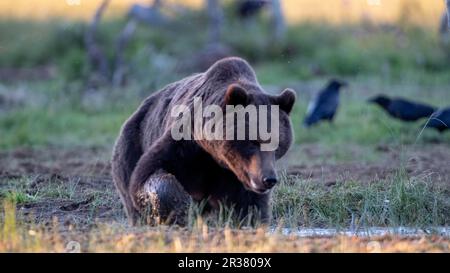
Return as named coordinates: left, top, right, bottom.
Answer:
left=270, top=227, right=450, bottom=237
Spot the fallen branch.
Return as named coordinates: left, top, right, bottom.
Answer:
left=85, top=0, right=111, bottom=82
left=113, top=20, right=137, bottom=87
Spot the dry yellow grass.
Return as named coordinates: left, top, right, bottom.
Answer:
left=2, top=224, right=449, bottom=253
left=0, top=0, right=445, bottom=27
left=1, top=204, right=449, bottom=253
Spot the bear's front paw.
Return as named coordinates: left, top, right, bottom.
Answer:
left=139, top=171, right=191, bottom=225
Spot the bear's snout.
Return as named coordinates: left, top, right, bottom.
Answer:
left=245, top=152, right=278, bottom=194
left=249, top=174, right=277, bottom=194
left=262, top=176, right=278, bottom=189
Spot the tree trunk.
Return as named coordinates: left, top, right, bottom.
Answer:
left=446, top=0, right=450, bottom=28
left=113, top=20, right=137, bottom=87
left=206, top=0, right=224, bottom=45
left=85, top=0, right=111, bottom=83
left=271, top=0, right=286, bottom=41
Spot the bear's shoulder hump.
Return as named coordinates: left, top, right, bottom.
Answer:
left=205, top=57, right=256, bottom=83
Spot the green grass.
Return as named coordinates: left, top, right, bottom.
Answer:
left=273, top=171, right=449, bottom=228
left=0, top=175, right=122, bottom=226
left=1, top=11, right=450, bottom=81
left=1, top=191, right=36, bottom=205
left=0, top=177, right=35, bottom=205
left=0, top=106, right=129, bottom=149
left=1, top=169, right=447, bottom=229
left=1, top=76, right=449, bottom=150
left=288, top=80, right=450, bottom=147
left=0, top=14, right=449, bottom=150
left=184, top=170, right=450, bottom=229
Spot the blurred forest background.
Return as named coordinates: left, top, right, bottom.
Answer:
left=0, top=0, right=449, bottom=152
left=0, top=0, right=446, bottom=24
left=1, top=0, right=449, bottom=86
left=1, top=0, right=449, bottom=149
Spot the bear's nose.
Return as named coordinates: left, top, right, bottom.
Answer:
left=263, top=177, right=278, bottom=189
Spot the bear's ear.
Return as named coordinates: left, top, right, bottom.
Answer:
left=276, top=88, right=296, bottom=114
left=225, top=84, right=249, bottom=106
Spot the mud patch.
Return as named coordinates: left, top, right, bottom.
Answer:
left=4, top=172, right=123, bottom=232
left=287, top=163, right=396, bottom=185
left=0, top=146, right=111, bottom=177
left=0, top=147, right=122, bottom=231
left=282, top=144, right=450, bottom=187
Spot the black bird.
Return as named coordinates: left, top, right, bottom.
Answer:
left=425, top=108, right=450, bottom=132
left=303, top=79, right=348, bottom=127
left=237, top=0, right=268, bottom=19
left=368, top=95, right=436, bottom=122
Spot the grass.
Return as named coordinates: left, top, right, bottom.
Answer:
left=1, top=191, right=36, bottom=205
left=1, top=13, right=449, bottom=149
left=0, top=177, right=38, bottom=205
left=180, top=171, right=450, bottom=229
left=1, top=168, right=448, bottom=230
left=273, top=171, right=449, bottom=228
left=0, top=104, right=130, bottom=149
left=1, top=76, right=450, bottom=150
left=2, top=5, right=450, bottom=80
left=0, top=195, right=449, bottom=253
left=0, top=80, right=140, bottom=149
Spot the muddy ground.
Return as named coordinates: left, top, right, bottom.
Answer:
left=282, top=144, right=450, bottom=186
left=0, top=143, right=449, bottom=231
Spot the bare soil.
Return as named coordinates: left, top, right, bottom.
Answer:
left=0, top=147, right=122, bottom=231
left=282, top=143, right=450, bottom=186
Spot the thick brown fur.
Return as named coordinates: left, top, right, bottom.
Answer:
left=111, top=57, right=296, bottom=225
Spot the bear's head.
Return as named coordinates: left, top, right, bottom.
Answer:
left=197, top=83, right=296, bottom=194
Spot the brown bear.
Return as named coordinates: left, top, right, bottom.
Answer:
left=111, top=57, right=296, bottom=226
